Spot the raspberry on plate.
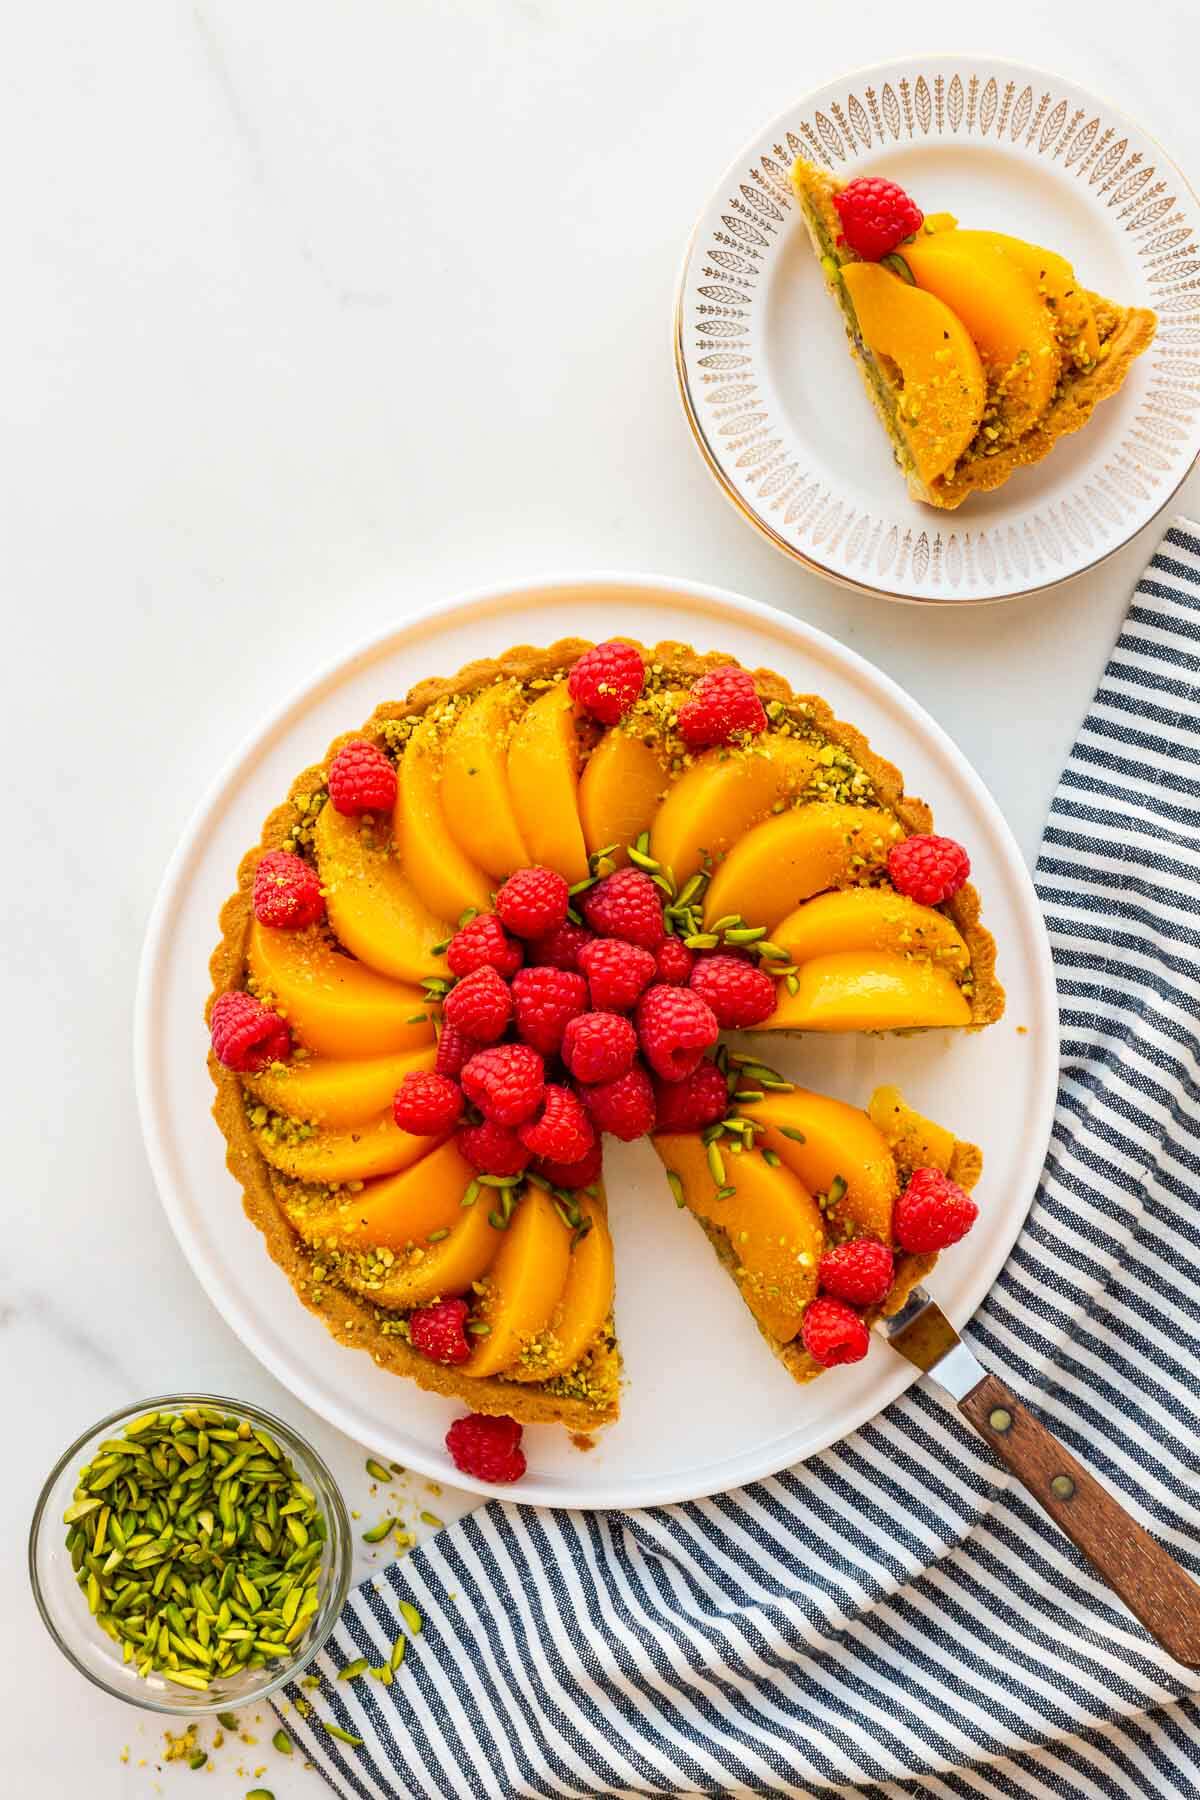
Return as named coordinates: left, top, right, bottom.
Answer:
left=252, top=850, right=325, bottom=930
left=818, top=1239, right=894, bottom=1307
left=654, top=938, right=695, bottom=985
left=636, top=984, right=719, bottom=1083
left=887, top=834, right=971, bottom=907
left=561, top=1010, right=638, bottom=1085
left=567, top=640, right=645, bottom=725
left=802, top=1296, right=871, bottom=1367
left=461, top=1042, right=545, bottom=1126
left=534, top=1140, right=603, bottom=1191
left=893, top=1167, right=978, bottom=1253
left=577, top=937, right=656, bottom=1011
left=210, top=990, right=290, bottom=1073
left=519, top=1085, right=595, bottom=1164
left=581, top=1060, right=655, bottom=1141
left=443, top=964, right=513, bottom=1043
left=511, top=966, right=588, bottom=1055
left=528, top=921, right=594, bottom=971
left=688, top=954, right=777, bottom=1029
left=496, top=866, right=570, bottom=939
left=832, top=175, right=924, bottom=262
left=327, top=739, right=397, bottom=816
left=581, top=868, right=666, bottom=950
left=652, top=1059, right=728, bottom=1132
left=676, top=666, right=767, bottom=750
left=409, top=1296, right=471, bottom=1365
left=447, top=913, right=523, bottom=980
left=392, top=1070, right=463, bottom=1136
left=445, top=1412, right=527, bottom=1484
left=435, top=1022, right=471, bottom=1078
left=458, top=1117, right=528, bottom=1177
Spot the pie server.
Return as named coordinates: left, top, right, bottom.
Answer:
left=881, top=1286, right=1200, bottom=1668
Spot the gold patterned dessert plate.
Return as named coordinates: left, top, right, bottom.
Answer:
left=675, top=56, right=1200, bottom=603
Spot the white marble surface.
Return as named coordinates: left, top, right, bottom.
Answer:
left=3, top=2, right=1198, bottom=1794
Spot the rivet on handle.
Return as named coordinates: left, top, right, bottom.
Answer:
left=988, top=1408, right=1013, bottom=1433
left=1050, top=1474, right=1076, bottom=1500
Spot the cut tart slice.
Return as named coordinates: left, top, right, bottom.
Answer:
left=792, top=158, right=1156, bottom=508
left=209, top=637, right=1002, bottom=1449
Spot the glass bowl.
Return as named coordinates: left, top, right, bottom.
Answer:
left=29, top=1393, right=351, bottom=1715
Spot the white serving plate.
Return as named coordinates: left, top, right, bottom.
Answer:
left=136, top=574, right=1058, bottom=1506
left=676, top=56, right=1200, bottom=603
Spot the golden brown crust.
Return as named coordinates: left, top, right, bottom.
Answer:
left=208, top=637, right=1001, bottom=1424
left=791, top=159, right=1156, bottom=513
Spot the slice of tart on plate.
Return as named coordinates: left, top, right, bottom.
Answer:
left=208, top=638, right=1002, bottom=1474
left=791, top=157, right=1157, bottom=509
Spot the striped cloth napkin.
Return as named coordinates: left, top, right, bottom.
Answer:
left=277, top=517, right=1200, bottom=1800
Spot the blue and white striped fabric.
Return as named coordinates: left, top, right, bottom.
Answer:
left=278, top=518, right=1200, bottom=1799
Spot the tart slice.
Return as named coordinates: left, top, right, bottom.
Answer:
left=792, top=158, right=1157, bottom=508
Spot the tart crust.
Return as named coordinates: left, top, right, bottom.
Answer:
left=209, top=638, right=1002, bottom=1421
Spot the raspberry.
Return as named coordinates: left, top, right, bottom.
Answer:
left=458, top=1117, right=527, bottom=1177
left=327, top=739, right=397, bottom=816
left=496, top=867, right=570, bottom=939
left=392, top=1070, right=463, bottom=1136
left=511, top=966, right=588, bottom=1055
left=461, top=1043, right=545, bottom=1126
left=534, top=1140, right=603, bottom=1190
left=567, top=640, right=645, bottom=724
left=893, top=1167, right=978, bottom=1253
left=676, top=667, right=767, bottom=750
left=688, top=954, right=777, bottom=1029
left=655, top=938, right=695, bottom=985
left=528, top=921, right=594, bottom=971
left=581, top=1060, right=655, bottom=1141
left=252, top=850, right=325, bottom=930
left=519, top=1085, right=595, bottom=1164
left=443, top=965, right=513, bottom=1043
left=636, top=984, right=719, bottom=1083
left=435, top=1022, right=470, bottom=1078
left=577, top=937, right=656, bottom=1011
left=832, top=175, right=923, bottom=262
left=445, top=1412, right=526, bottom=1484
left=802, top=1296, right=871, bottom=1367
left=581, top=868, right=666, bottom=950
left=652, top=1059, right=729, bottom=1132
left=561, top=1010, right=637, bottom=1084
left=409, top=1296, right=471, bottom=1365
left=447, top=913, right=523, bottom=980
left=818, top=1239, right=895, bottom=1307
left=887, top=834, right=971, bottom=907
left=210, top=991, right=290, bottom=1073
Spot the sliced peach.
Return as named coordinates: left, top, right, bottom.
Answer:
left=701, top=803, right=901, bottom=932
left=651, top=736, right=822, bottom=887
left=840, top=262, right=986, bottom=487
left=653, top=1131, right=823, bottom=1342
left=440, top=681, right=532, bottom=879
left=509, top=1191, right=615, bottom=1382
left=506, top=684, right=589, bottom=883
left=964, top=230, right=1100, bottom=366
left=245, top=1045, right=434, bottom=1128
left=466, top=1183, right=574, bottom=1378
left=397, top=713, right=493, bottom=922
left=340, top=1193, right=502, bottom=1311
left=868, top=1084, right=956, bottom=1175
left=759, top=949, right=971, bottom=1031
left=772, top=887, right=969, bottom=971
left=282, top=1138, right=476, bottom=1251
left=737, top=1087, right=898, bottom=1243
left=313, top=798, right=450, bottom=984
left=252, top=1108, right=443, bottom=1184
left=579, top=730, right=673, bottom=863
left=247, top=921, right=436, bottom=1058
left=901, top=232, right=1060, bottom=434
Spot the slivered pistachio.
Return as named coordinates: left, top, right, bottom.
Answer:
left=715, top=1185, right=738, bottom=1200
left=420, top=1511, right=444, bottom=1528
left=487, top=1209, right=510, bottom=1230
left=707, top=914, right=742, bottom=933
left=626, top=846, right=659, bottom=874
left=588, top=843, right=619, bottom=867
left=365, top=1458, right=392, bottom=1483
left=427, top=1227, right=450, bottom=1243
left=390, top=1630, right=407, bottom=1669
left=461, top=1179, right=481, bottom=1208
left=724, top=925, right=767, bottom=944
left=666, top=1170, right=685, bottom=1209
left=188, top=1751, right=208, bottom=1770
left=733, top=1089, right=765, bottom=1104
left=568, top=874, right=598, bottom=895
left=477, top=1172, right=523, bottom=1187
left=700, top=1120, right=726, bottom=1145
left=828, top=1175, right=847, bottom=1206
left=273, top=1729, right=294, bottom=1755
left=399, top=1600, right=423, bottom=1635
left=755, top=940, right=791, bottom=962
left=361, top=1518, right=396, bottom=1543
left=337, top=1657, right=369, bottom=1680
left=323, top=1723, right=364, bottom=1747
left=706, top=1141, right=726, bottom=1186
left=785, top=973, right=800, bottom=996
left=780, top=1127, right=808, bottom=1143
left=761, top=1148, right=781, bottom=1168
left=217, top=1711, right=240, bottom=1729
left=467, top=1320, right=491, bottom=1336
left=430, top=937, right=452, bottom=956
left=684, top=932, right=719, bottom=951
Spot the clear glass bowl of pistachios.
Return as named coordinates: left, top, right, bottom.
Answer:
left=28, top=1393, right=352, bottom=1714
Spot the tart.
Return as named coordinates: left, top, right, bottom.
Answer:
left=792, top=158, right=1157, bottom=509
left=208, top=639, right=1001, bottom=1439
